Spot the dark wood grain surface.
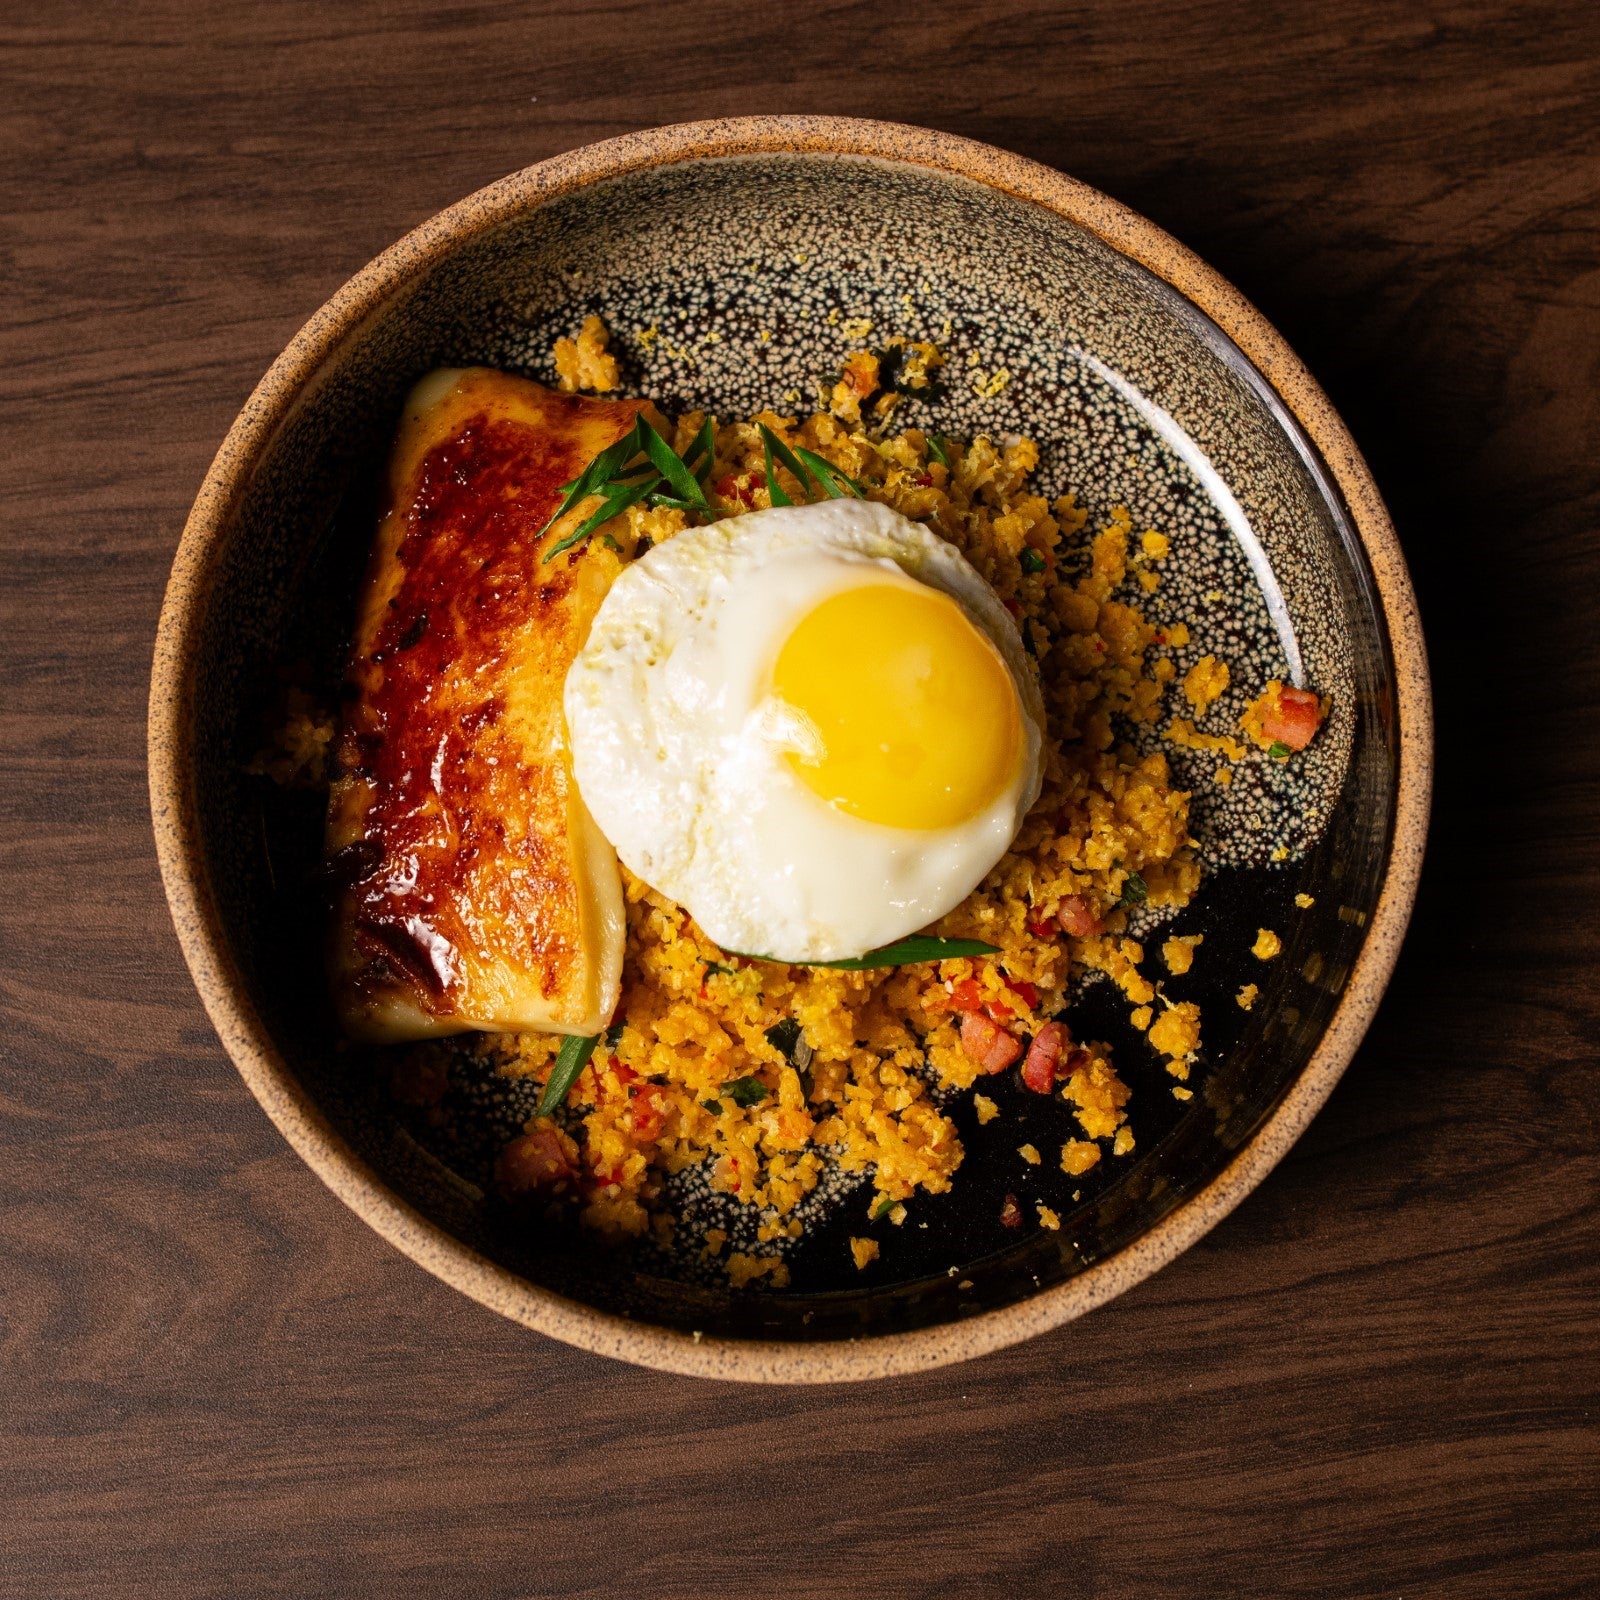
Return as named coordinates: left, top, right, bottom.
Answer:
left=3, top=2, right=1598, bottom=1594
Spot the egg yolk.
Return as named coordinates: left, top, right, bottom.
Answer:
left=772, top=580, right=1023, bottom=829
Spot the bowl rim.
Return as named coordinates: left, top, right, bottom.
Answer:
left=148, top=114, right=1432, bottom=1383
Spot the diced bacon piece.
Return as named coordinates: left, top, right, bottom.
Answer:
left=1263, top=685, right=1324, bottom=751
left=714, top=473, right=758, bottom=509
left=960, top=1013, right=1023, bottom=1075
left=495, top=1124, right=577, bottom=1198
left=1021, top=1021, right=1069, bottom=1094
left=1057, top=895, right=1105, bottom=938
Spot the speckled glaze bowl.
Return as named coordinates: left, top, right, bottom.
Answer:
left=149, top=117, right=1430, bottom=1382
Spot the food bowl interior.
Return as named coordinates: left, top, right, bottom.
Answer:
left=188, top=153, right=1397, bottom=1344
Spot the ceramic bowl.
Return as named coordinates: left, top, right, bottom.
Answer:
left=149, top=117, right=1430, bottom=1381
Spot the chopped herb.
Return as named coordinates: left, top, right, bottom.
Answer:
left=640, top=417, right=714, bottom=515
left=926, top=434, right=961, bottom=469
left=871, top=1195, right=896, bottom=1221
left=700, top=1099, right=723, bottom=1115
left=544, top=473, right=658, bottom=561
left=1118, top=872, right=1149, bottom=910
left=536, top=1032, right=599, bottom=1115
left=538, top=425, right=648, bottom=541
left=793, top=446, right=866, bottom=499
left=757, top=421, right=811, bottom=506
left=702, top=960, right=736, bottom=978
left=1019, top=548, right=1047, bottom=575
left=753, top=421, right=866, bottom=505
left=720, top=1075, right=768, bottom=1109
left=1267, top=740, right=1291, bottom=760
left=759, top=422, right=795, bottom=507
left=681, top=415, right=716, bottom=484
left=538, top=417, right=718, bottom=563
left=733, top=935, right=1000, bottom=969
left=764, top=1017, right=813, bottom=1069
left=604, top=1018, right=626, bottom=1048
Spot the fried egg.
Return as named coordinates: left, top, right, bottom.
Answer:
left=564, top=499, right=1045, bottom=961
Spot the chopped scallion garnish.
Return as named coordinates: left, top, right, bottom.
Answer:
left=536, top=1032, right=599, bottom=1115
left=732, top=935, right=1000, bottom=970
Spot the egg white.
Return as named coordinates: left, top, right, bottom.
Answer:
left=564, top=499, right=1044, bottom=962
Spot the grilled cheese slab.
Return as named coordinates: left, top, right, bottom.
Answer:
left=327, top=367, right=644, bottom=1041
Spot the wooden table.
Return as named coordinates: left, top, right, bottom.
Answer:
left=4, top=3, right=1597, bottom=1594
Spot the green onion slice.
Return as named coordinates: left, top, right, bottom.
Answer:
left=682, top=416, right=717, bottom=483
left=544, top=473, right=660, bottom=561
left=793, top=446, right=865, bottom=500
left=757, top=422, right=808, bottom=506
left=732, top=935, right=1000, bottom=970
left=641, top=417, right=713, bottom=516
left=537, top=420, right=645, bottom=539
left=536, top=1032, right=600, bottom=1115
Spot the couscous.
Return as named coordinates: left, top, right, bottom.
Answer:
left=262, top=316, right=1328, bottom=1285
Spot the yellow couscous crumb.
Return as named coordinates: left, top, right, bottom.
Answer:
left=1148, top=1000, right=1201, bottom=1062
left=1237, top=983, right=1259, bottom=1010
left=1182, top=654, right=1231, bottom=713
left=1130, top=1005, right=1153, bottom=1031
left=829, top=349, right=881, bottom=425
left=1162, top=934, right=1202, bottom=975
left=1059, top=1043, right=1132, bottom=1140
left=1165, top=717, right=1248, bottom=762
left=1253, top=927, right=1283, bottom=960
left=849, top=1237, right=880, bottom=1271
left=480, top=385, right=1205, bottom=1248
left=1295, top=893, right=1315, bottom=909
left=552, top=314, right=620, bottom=393
left=1172, top=1085, right=1193, bottom=1100
left=1112, top=1126, right=1135, bottom=1157
left=1037, top=1204, right=1062, bottom=1230
left=1018, top=1143, right=1041, bottom=1166
left=1061, top=1140, right=1101, bottom=1176
left=322, top=337, right=1229, bottom=1273
left=726, top=1252, right=790, bottom=1289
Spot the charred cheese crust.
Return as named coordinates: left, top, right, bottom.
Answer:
left=326, top=368, right=643, bottom=1041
